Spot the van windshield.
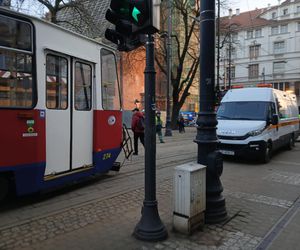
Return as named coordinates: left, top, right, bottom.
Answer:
left=217, top=101, right=269, bottom=121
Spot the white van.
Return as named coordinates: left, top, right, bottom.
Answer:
left=217, top=88, right=299, bottom=163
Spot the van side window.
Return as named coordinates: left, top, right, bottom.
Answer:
left=277, top=99, right=289, bottom=119
left=268, top=103, right=276, bottom=120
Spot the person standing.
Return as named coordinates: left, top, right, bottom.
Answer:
left=131, top=108, right=145, bottom=155
left=155, top=111, right=165, bottom=143
left=178, top=115, right=185, bottom=133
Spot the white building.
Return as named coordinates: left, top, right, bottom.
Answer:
left=219, top=0, right=300, bottom=106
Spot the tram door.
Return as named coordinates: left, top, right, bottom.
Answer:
left=71, top=60, right=93, bottom=170
left=45, top=54, right=93, bottom=175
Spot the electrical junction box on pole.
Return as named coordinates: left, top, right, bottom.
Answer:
left=173, top=162, right=206, bottom=234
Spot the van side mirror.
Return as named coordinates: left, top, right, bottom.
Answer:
left=271, top=114, right=279, bottom=125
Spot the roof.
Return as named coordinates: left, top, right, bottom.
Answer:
left=281, top=0, right=300, bottom=6
left=57, top=0, right=113, bottom=43
left=0, top=6, right=115, bottom=51
left=220, top=9, right=273, bottom=31
left=220, top=0, right=300, bottom=32
left=222, top=88, right=274, bottom=103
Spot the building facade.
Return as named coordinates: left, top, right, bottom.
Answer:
left=220, top=0, right=300, bottom=105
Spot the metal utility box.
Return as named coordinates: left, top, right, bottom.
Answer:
left=173, top=162, right=206, bottom=234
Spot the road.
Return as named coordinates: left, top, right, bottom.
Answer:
left=0, top=128, right=299, bottom=250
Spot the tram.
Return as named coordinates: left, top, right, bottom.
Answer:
left=0, top=8, right=128, bottom=200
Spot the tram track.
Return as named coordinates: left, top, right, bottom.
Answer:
left=0, top=147, right=197, bottom=229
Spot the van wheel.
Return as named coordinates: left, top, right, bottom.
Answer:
left=287, top=135, right=295, bottom=150
left=261, top=143, right=272, bottom=164
left=0, top=176, right=9, bottom=202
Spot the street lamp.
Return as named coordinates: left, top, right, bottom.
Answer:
left=164, top=0, right=172, bottom=136
left=133, top=35, right=168, bottom=241
left=195, top=0, right=227, bottom=224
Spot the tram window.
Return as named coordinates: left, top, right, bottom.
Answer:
left=101, top=49, right=121, bottom=110
left=75, top=62, right=92, bottom=111
left=46, top=55, right=68, bottom=109
left=0, top=49, right=33, bottom=108
left=0, top=15, right=32, bottom=52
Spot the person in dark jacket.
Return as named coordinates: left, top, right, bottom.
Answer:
left=178, top=115, right=185, bottom=133
left=131, top=108, right=145, bottom=155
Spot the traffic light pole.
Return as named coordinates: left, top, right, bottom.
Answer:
left=165, top=0, right=172, bottom=137
left=134, top=34, right=168, bottom=241
left=195, top=0, right=227, bottom=224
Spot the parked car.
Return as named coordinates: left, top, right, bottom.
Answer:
left=180, top=111, right=197, bottom=126
left=217, top=88, right=299, bottom=163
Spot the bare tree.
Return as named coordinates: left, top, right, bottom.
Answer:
left=12, top=0, right=100, bottom=36
left=0, top=0, right=11, bottom=7
left=155, top=0, right=200, bottom=128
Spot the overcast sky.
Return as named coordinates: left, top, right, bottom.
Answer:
left=228, top=0, right=280, bottom=13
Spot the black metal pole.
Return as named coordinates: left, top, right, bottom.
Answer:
left=216, top=0, right=220, bottom=92
left=165, top=0, right=172, bottom=136
left=133, top=34, right=168, bottom=241
left=228, top=31, right=232, bottom=90
left=195, top=0, right=227, bottom=224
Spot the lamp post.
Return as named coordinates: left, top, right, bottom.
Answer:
left=216, top=0, right=221, bottom=94
left=228, top=28, right=232, bottom=90
left=165, top=0, right=172, bottom=136
left=195, top=0, right=227, bottom=224
left=133, top=34, right=168, bottom=241
left=262, top=67, right=266, bottom=84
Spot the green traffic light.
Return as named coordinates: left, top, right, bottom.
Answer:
left=132, top=6, right=141, bottom=22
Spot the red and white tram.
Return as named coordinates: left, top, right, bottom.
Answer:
left=0, top=8, right=124, bottom=200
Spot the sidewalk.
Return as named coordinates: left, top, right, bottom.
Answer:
left=0, top=129, right=299, bottom=250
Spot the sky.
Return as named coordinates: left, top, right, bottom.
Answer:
left=226, top=0, right=280, bottom=14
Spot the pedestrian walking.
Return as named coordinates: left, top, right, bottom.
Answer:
left=178, top=115, right=185, bottom=133
left=155, top=110, right=165, bottom=143
left=131, top=108, right=145, bottom=155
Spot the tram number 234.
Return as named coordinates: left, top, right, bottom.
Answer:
left=103, top=153, right=112, bottom=160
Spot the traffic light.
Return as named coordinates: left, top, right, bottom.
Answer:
left=129, top=0, right=160, bottom=34
left=105, top=0, right=160, bottom=52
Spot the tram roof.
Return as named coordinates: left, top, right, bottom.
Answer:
left=0, top=7, right=116, bottom=52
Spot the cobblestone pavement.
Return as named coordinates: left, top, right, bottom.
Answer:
left=0, top=128, right=299, bottom=250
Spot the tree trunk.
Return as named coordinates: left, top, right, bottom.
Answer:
left=171, top=102, right=181, bottom=129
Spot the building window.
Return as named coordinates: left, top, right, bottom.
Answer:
left=226, top=47, right=236, bottom=59
left=255, top=29, right=262, bottom=37
left=249, top=64, right=259, bottom=79
left=272, top=12, right=277, bottom=19
left=231, top=32, right=238, bottom=42
left=271, top=26, right=279, bottom=35
left=247, top=30, right=253, bottom=39
left=226, top=66, right=235, bottom=79
left=280, top=24, right=288, bottom=33
left=297, top=6, right=300, bottom=13
left=274, top=41, right=285, bottom=54
left=295, top=83, right=300, bottom=96
left=273, top=61, right=285, bottom=74
left=283, top=9, right=288, bottom=15
left=249, top=45, right=260, bottom=59
left=298, top=22, right=300, bottom=31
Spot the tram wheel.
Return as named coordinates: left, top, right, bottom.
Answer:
left=0, top=176, right=9, bottom=202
